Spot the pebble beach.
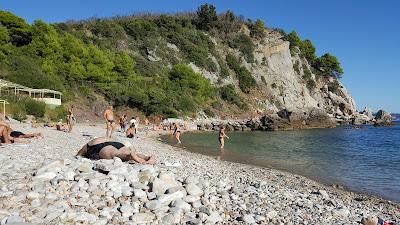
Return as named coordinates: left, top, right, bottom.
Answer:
left=0, top=123, right=399, bottom=225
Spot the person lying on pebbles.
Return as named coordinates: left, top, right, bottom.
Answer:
left=76, top=137, right=155, bottom=164
left=0, top=124, right=43, bottom=144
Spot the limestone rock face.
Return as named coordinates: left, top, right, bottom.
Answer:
left=190, top=29, right=357, bottom=126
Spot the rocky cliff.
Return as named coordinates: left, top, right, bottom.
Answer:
left=188, top=28, right=357, bottom=129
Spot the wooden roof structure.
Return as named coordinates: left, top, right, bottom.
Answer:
left=0, top=79, right=62, bottom=105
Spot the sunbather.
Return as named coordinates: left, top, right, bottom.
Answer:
left=76, top=137, right=155, bottom=164
left=0, top=124, right=42, bottom=143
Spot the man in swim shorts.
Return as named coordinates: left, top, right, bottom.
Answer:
left=103, top=105, right=115, bottom=138
left=76, top=137, right=155, bottom=164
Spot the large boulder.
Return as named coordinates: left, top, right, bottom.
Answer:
left=374, top=110, right=394, bottom=126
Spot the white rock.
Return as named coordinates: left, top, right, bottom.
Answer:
left=158, top=191, right=186, bottom=206
left=332, top=207, right=350, bottom=217
left=151, top=172, right=179, bottom=195
left=120, top=204, right=134, bottom=217
left=73, top=212, right=97, bottom=223
left=63, top=170, right=75, bottom=181
left=183, top=195, right=200, bottom=203
left=318, top=189, right=329, bottom=199
left=133, top=189, right=147, bottom=199
left=5, top=215, right=24, bottom=224
left=33, top=172, right=57, bottom=181
left=206, top=211, right=223, bottom=223
left=145, top=200, right=162, bottom=211
left=172, top=199, right=191, bottom=212
left=266, top=210, right=278, bottom=219
left=185, top=176, right=199, bottom=184
left=78, top=163, right=92, bottom=172
left=36, top=160, right=64, bottom=175
left=131, top=212, right=155, bottom=223
left=27, top=192, right=42, bottom=200
left=243, top=214, right=256, bottom=223
left=185, top=183, right=203, bottom=197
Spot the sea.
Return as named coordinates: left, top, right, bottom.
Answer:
left=163, top=121, right=400, bottom=202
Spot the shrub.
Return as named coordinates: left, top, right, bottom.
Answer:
left=303, top=67, right=312, bottom=79
left=328, top=79, right=340, bottom=93
left=306, top=79, right=316, bottom=90
left=46, top=105, right=68, bottom=121
left=3, top=96, right=46, bottom=120
left=293, top=61, right=300, bottom=74
left=261, top=76, right=267, bottom=84
left=271, top=83, right=277, bottom=89
left=226, top=53, right=256, bottom=93
left=24, top=99, right=46, bottom=118
left=7, top=101, right=27, bottom=121
left=228, top=34, right=254, bottom=63
left=261, top=56, right=268, bottom=66
left=218, top=85, right=245, bottom=108
left=204, top=108, right=215, bottom=117
left=211, top=100, right=222, bottom=109
left=249, top=19, right=266, bottom=39
left=217, top=57, right=229, bottom=78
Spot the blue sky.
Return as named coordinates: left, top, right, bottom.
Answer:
left=1, top=0, right=399, bottom=112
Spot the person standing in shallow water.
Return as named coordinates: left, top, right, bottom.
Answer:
left=103, top=105, right=115, bottom=138
left=172, top=123, right=181, bottom=144
left=219, top=126, right=229, bottom=149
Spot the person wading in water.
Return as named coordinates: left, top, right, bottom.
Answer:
left=219, top=126, right=229, bottom=149
left=172, top=123, right=181, bottom=144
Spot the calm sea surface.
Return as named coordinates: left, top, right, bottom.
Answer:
left=163, top=122, right=400, bottom=202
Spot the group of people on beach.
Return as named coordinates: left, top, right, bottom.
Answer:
left=1, top=102, right=230, bottom=164
left=103, top=105, right=141, bottom=139
left=74, top=105, right=154, bottom=164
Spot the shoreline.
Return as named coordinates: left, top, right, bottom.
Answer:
left=0, top=123, right=398, bottom=224
left=160, top=129, right=400, bottom=204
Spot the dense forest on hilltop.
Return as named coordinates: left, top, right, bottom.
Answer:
left=0, top=4, right=343, bottom=120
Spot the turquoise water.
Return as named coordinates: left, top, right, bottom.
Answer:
left=163, top=122, right=400, bottom=202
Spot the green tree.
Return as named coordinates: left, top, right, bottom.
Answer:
left=285, top=31, right=302, bottom=49
left=301, top=39, right=316, bottom=63
left=195, top=4, right=218, bottom=31
left=0, top=26, right=10, bottom=44
left=0, top=11, right=32, bottom=46
left=169, top=64, right=214, bottom=104
left=250, top=19, right=266, bottom=39
left=316, top=53, right=343, bottom=78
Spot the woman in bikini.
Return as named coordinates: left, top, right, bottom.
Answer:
left=76, top=137, right=155, bottom=164
left=172, top=123, right=181, bottom=144
left=219, top=126, right=229, bottom=149
left=67, top=105, right=75, bottom=132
